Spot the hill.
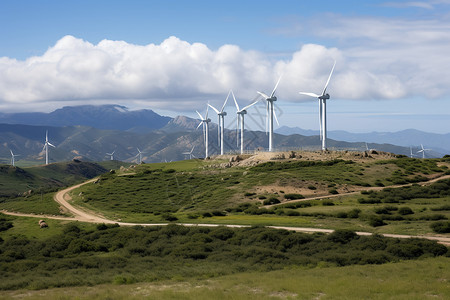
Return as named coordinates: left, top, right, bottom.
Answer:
left=0, top=160, right=110, bottom=197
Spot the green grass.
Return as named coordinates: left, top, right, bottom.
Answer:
left=0, top=256, right=448, bottom=299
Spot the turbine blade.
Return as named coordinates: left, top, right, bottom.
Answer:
left=274, top=108, right=280, bottom=126
left=271, top=75, right=282, bottom=97
left=322, top=60, right=336, bottom=96
left=221, top=90, right=231, bottom=112
left=10, top=149, right=13, bottom=156
left=48, top=142, right=56, bottom=148
left=241, top=100, right=259, bottom=111
left=232, top=91, right=240, bottom=111
left=205, top=105, right=209, bottom=119
left=299, top=92, right=320, bottom=98
left=197, top=121, right=203, bottom=129
left=208, top=104, right=220, bottom=114
left=257, top=91, right=270, bottom=99
left=196, top=110, right=203, bottom=120
left=191, top=146, right=195, bottom=153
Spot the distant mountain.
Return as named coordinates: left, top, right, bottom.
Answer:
left=276, top=126, right=450, bottom=155
left=0, top=105, right=172, bottom=131
left=0, top=123, right=440, bottom=166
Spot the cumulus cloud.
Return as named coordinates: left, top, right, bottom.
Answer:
left=0, top=18, right=449, bottom=113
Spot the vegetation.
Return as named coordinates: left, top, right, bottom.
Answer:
left=0, top=221, right=446, bottom=291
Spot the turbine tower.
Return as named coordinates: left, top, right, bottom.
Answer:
left=196, top=106, right=211, bottom=159
left=208, top=91, right=230, bottom=155
left=257, top=76, right=282, bottom=152
left=299, top=61, right=336, bottom=151
left=135, top=148, right=144, bottom=164
left=9, top=149, right=19, bottom=167
left=417, top=144, right=431, bottom=159
left=106, top=150, right=115, bottom=161
left=182, top=146, right=196, bottom=159
left=233, top=92, right=259, bottom=154
left=42, top=130, right=56, bottom=165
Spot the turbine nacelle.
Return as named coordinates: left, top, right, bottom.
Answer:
left=319, top=94, right=330, bottom=100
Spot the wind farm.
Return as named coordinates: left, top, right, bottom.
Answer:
left=0, top=1, right=449, bottom=298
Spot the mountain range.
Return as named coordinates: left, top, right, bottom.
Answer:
left=0, top=105, right=447, bottom=165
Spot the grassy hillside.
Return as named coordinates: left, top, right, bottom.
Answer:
left=68, top=152, right=450, bottom=235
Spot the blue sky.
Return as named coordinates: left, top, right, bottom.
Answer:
left=0, top=0, right=449, bottom=133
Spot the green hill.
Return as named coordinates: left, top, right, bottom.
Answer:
left=0, top=160, right=110, bottom=197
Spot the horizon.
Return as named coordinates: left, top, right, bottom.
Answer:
left=1, top=1, right=450, bottom=134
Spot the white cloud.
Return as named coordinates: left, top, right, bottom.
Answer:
left=1, top=15, right=450, bottom=113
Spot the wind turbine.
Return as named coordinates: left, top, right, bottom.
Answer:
left=410, top=147, right=415, bottom=158
left=9, top=149, right=19, bottom=166
left=299, top=61, right=336, bottom=151
left=135, top=148, right=144, bottom=164
left=196, top=106, right=211, bottom=159
left=417, top=144, right=431, bottom=159
left=182, top=146, right=196, bottom=159
left=208, top=91, right=230, bottom=155
left=257, top=76, right=282, bottom=152
left=233, top=92, right=259, bottom=154
left=106, top=150, right=115, bottom=161
left=42, top=130, right=56, bottom=165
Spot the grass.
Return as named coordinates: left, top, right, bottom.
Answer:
left=0, top=257, right=448, bottom=299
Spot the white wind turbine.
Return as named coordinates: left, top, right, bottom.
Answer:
left=410, top=147, right=415, bottom=158
left=42, top=130, right=56, bottom=165
left=208, top=91, right=230, bottom=156
left=257, top=76, right=282, bottom=152
left=9, top=149, right=19, bottom=167
left=135, top=148, right=145, bottom=164
left=417, top=144, right=431, bottom=159
left=196, top=106, right=211, bottom=159
left=299, top=61, right=336, bottom=151
left=106, top=150, right=115, bottom=161
left=233, top=91, right=259, bottom=154
left=182, top=146, right=196, bottom=159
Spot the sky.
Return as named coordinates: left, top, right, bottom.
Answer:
left=0, top=0, right=449, bottom=134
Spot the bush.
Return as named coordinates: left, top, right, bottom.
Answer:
left=328, top=189, right=338, bottom=194
left=244, top=192, right=256, bottom=197
left=336, top=212, right=348, bottom=218
left=328, top=230, right=357, bottom=244
left=398, top=207, right=414, bottom=215
left=284, top=193, right=304, bottom=200
left=368, top=215, right=386, bottom=227
left=322, top=200, right=334, bottom=206
left=211, top=210, right=226, bottom=217
left=307, top=185, right=317, bottom=190
left=347, top=209, right=361, bottom=218
left=263, top=197, right=280, bottom=205
left=162, top=213, right=178, bottom=221
left=430, top=221, right=450, bottom=233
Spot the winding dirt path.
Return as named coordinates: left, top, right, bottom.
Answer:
left=2, top=174, right=450, bottom=246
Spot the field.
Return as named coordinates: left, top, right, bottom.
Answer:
left=0, top=151, right=449, bottom=298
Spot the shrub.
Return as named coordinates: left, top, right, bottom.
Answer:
left=202, top=212, right=212, bottom=218
left=329, top=189, right=338, bottom=194
left=284, top=193, right=304, bottom=200
left=162, top=213, right=178, bottom=221
left=307, top=185, right=317, bottom=190
left=263, top=197, right=280, bottom=205
left=285, top=210, right=300, bottom=216
left=336, top=212, right=348, bottom=218
left=322, top=200, right=334, bottom=206
left=244, top=192, right=256, bottom=197
left=211, top=210, right=226, bottom=217
left=258, top=195, right=267, bottom=200
left=347, top=209, right=361, bottom=218
left=398, top=207, right=414, bottom=215
left=430, top=221, right=450, bottom=233
left=374, top=207, right=390, bottom=215
left=328, top=230, right=357, bottom=244
left=368, top=215, right=385, bottom=227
